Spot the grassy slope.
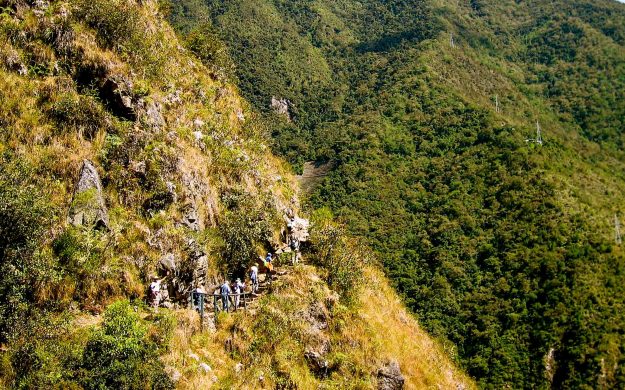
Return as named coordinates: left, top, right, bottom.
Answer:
left=164, top=265, right=474, bottom=389
left=0, top=0, right=471, bottom=387
left=164, top=0, right=625, bottom=387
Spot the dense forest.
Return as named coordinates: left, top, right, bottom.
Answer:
left=164, top=0, right=625, bottom=388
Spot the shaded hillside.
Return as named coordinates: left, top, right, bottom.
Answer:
left=165, top=0, right=625, bottom=388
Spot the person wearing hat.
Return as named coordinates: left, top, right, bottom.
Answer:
left=233, top=278, right=245, bottom=309
left=149, top=276, right=162, bottom=308
left=250, top=263, right=259, bottom=293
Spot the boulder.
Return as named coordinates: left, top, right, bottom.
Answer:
left=99, top=75, right=136, bottom=120
left=182, top=205, right=200, bottom=231
left=288, top=216, right=310, bottom=242
left=143, top=100, right=165, bottom=130
left=270, top=96, right=292, bottom=121
left=377, top=360, right=405, bottom=390
left=68, top=160, right=109, bottom=229
left=304, top=351, right=329, bottom=378
left=159, top=253, right=177, bottom=275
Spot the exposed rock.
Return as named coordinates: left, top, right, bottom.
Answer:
left=142, top=100, right=165, bottom=130
left=68, top=160, right=109, bottom=229
left=194, top=118, right=205, bottom=128
left=166, top=181, right=177, bottom=203
left=130, top=160, right=146, bottom=175
left=99, top=75, right=137, bottom=120
left=234, top=362, right=244, bottom=373
left=304, top=351, right=329, bottom=378
left=164, top=365, right=181, bottom=383
left=193, top=131, right=204, bottom=145
left=271, top=96, right=292, bottom=121
left=377, top=360, right=405, bottom=390
left=300, top=301, right=328, bottom=331
left=182, top=204, right=200, bottom=231
left=164, top=90, right=182, bottom=106
left=159, top=253, right=177, bottom=275
left=288, top=216, right=310, bottom=243
left=199, top=362, right=211, bottom=373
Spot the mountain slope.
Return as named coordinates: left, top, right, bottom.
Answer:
left=0, top=0, right=471, bottom=388
left=165, top=0, right=625, bottom=388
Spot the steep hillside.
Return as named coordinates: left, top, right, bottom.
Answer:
left=0, top=0, right=471, bottom=388
left=165, top=0, right=625, bottom=388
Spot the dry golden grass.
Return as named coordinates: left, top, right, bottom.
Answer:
left=158, top=265, right=474, bottom=389
left=356, top=266, right=475, bottom=389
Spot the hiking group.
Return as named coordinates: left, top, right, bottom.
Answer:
left=148, top=215, right=308, bottom=312
left=190, top=252, right=275, bottom=313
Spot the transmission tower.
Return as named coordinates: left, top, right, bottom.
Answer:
left=615, top=214, right=622, bottom=245
left=525, top=121, right=544, bottom=145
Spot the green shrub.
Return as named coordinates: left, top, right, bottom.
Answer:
left=73, top=0, right=142, bottom=52
left=219, top=192, right=273, bottom=275
left=309, top=221, right=365, bottom=304
left=184, top=23, right=235, bottom=80
left=79, top=300, right=174, bottom=390
left=0, top=155, right=55, bottom=342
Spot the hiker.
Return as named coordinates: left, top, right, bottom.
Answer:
left=193, top=284, right=206, bottom=311
left=250, top=263, right=259, bottom=293
left=220, top=280, right=231, bottom=312
left=149, top=276, right=162, bottom=308
left=263, top=254, right=274, bottom=282
left=234, top=278, right=245, bottom=309
left=290, top=235, right=300, bottom=265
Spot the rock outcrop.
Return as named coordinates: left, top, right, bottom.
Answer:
left=68, top=160, right=109, bottom=229
left=270, top=96, right=292, bottom=121
left=304, top=350, right=329, bottom=378
left=377, top=360, right=405, bottom=390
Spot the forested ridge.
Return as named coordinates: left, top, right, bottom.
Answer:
left=164, top=0, right=625, bottom=388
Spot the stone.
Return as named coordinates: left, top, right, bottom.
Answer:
left=164, top=365, right=181, bottom=383
left=68, top=160, right=109, bottom=229
left=304, top=351, right=329, bottom=378
left=377, top=360, right=405, bottom=390
left=144, top=100, right=165, bottom=130
left=130, top=160, right=146, bottom=175
left=159, top=253, right=177, bottom=275
left=234, top=362, right=244, bottom=373
left=270, top=96, right=292, bottom=121
left=164, top=90, right=182, bottom=106
left=194, top=118, right=205, bottom=128
left=199, top=363, right=211, bottom=373
left=166, top=181, right=177, bottom=203
left=188, top=352, right=200, bottom=362
left=182, top=204, right=200, bottom=231
left=287, top=216, right=310, bottom=242
left=99, top=75, right=136, bottom=120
